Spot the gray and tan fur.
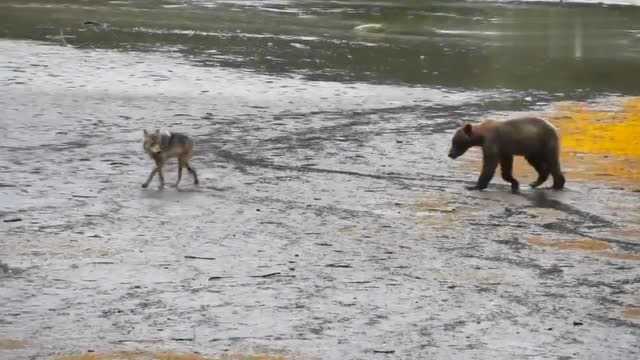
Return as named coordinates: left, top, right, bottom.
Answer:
left=448, top=117, right=565, bottom=193
left=142, top=129, right=199, bottom=189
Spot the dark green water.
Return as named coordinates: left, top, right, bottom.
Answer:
left=1, top=0, right=640, bottom=93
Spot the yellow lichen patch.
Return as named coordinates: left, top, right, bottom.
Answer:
left=528, top=236, right=610, bottom=251
left=605, top=226, right=640, bottom=242
left=414, top=193, right=461, bottom=231
left=337, top=225, right=358, bottom=235
left=528, top=236, right=640, bottom=261
left=415, top=196, right=457, bottom=214
left=623, top=306, right=640, bottom=321
left=605, top=252, right=640, bottom=261
left=55, top=352, right=137, bottom=360
left=547, top=97, right=640, bottom=187
left=156, top=353, right=210, bottom=360
left=54, top=352, right=294, bottom=360
left=55, top=352, right=208, bottom=360
left=220, top=355, right=288, bottom=360
left=0, top=338, right=28, bottom=350
left=523, top=207, right=569, bottom=224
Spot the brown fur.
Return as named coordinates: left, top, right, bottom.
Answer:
left=448, top=117, right=565, bottom=193
left=142, top=130, right=199, bottom=189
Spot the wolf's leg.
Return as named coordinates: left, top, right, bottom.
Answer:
left=142, top=168, right=158, bottom=188
left=186, top=162, right=199, bottom=185
left=157, top=163, right=165, bottom=189
left=175, top=160, right=184, bottom=188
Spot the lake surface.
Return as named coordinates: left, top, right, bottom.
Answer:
left=2, top=0, right=640, bottom=94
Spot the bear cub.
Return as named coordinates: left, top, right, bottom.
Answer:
left=448, top=117, right=565, bottom=193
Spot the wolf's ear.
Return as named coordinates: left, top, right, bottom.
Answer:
left=143, top=129, right=149, bottom=136
left=463, top=124, right=473, bottom=136
left=154, top=129, right=160, bottom=136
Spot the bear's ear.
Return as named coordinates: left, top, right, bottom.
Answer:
left=463, top=124, right=473, bottom=136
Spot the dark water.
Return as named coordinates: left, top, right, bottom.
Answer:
left=1, top=0, right=640, bottom=93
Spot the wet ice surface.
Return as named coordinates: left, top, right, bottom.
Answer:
left=1, top=40, right=639, bottom=359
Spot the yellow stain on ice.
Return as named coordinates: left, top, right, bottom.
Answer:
left=55, top=352, right=291, bottom=360
left=548, top=97, right=640, bottom=187
left=414, top=193, right=465, bottom=231
left=528, top=236, right=640, bottom=261
left=623, top=306, right=640, bottom=321
left=528, top=237, right=610, bottom=251
left=55, top=353, right=207, bottom=360
left=0, top=338, right=28, bottom=350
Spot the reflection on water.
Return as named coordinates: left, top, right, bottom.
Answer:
left=1, top=0, right=640, bottom=93
left=573, top=17, right=583, bottom=59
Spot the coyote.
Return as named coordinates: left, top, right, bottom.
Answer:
left=142, top=129, right=199, bottom=189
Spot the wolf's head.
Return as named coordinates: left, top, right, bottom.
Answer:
left=143, top=129, right=163, bottom=154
